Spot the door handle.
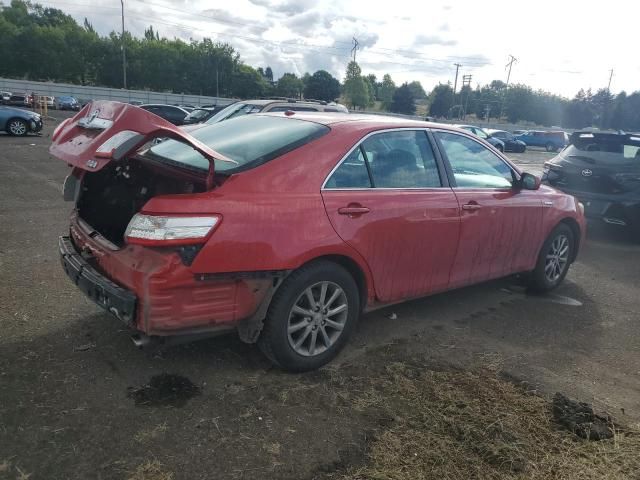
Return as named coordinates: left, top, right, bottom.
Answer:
left=462, top=202, right=482, bottom=211
left=338, top=206, right=370, bottom=216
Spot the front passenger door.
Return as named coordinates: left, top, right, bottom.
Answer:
left=434, top=131, right=543, bottom=287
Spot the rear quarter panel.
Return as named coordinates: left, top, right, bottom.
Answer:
left=141, top=126, right=378, bottom=302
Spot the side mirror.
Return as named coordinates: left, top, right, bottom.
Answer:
left=519, top=172, right=541, bottom=190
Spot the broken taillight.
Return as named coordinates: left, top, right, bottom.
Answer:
left=124, top=214, right=221, bottom=246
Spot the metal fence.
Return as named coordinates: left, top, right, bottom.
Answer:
left=0, top=77, right=234, bottom=107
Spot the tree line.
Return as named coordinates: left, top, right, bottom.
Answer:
left=2, top=0, right=640, bottom=130
left=0, top=0, right=426, bottom=113
left=428, top=80, right=640, bottom=131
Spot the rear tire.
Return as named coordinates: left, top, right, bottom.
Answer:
left=258, top=260, right=360, bottom=372
left=7, top=118, right=28, bottom=136
left=545, top=142, right=557, bottom=152
left=527, top=224, right=575, bottom=292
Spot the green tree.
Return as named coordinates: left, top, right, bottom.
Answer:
left=275, top=73, right=303, bottom=98
left=365, top=73, right=378, bottom=100
left=428, top=83, right=454, bottom=117
left=407, top=80, right=427, bottom=100
left=232, top=64, right=269, bottom=98
left=303, top=70, right=340, bottom=102
left=264, top=66, right=273, bottom=82
left=343, top=61, right=369, bottom=109
left=504, top=84, right=535, bottom=123
left=379, top=73, right=396, bottom=110
left=390, top=83, right=416, bottom=115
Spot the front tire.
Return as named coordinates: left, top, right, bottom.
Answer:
left=527, top=224, right=574, bottom=292
left=7, top=118, right=28, bottom=136
left=258, top=260, right=360, bottom=372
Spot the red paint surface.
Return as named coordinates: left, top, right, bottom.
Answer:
left=52, top=106, right=586, bottom=335
left=322, top=189, right=460, bottom=302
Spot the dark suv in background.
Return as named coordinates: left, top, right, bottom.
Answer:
left=543, top=131, right=640, bottom=240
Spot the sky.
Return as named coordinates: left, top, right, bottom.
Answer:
left=40, top=0, right=639, bottom=98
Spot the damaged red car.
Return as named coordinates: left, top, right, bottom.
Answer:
left=52, top=101, right=586, bottom=371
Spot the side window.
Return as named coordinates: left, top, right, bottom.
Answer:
left=325, top=147, right=372, bottom=189
left=361, top=130, right=441, bottom=188
left=436, top=132, right=515, bottom=188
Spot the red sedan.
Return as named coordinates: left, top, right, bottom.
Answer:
left=52, top=102, right=585, bottom=371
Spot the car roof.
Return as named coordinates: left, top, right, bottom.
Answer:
left=235, top=99, right=346, bottom=108
left=257, top=111, right=467, bottom=134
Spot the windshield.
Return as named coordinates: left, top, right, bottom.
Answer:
left=146, top=115, right=329, bottom=173
left=566, top=134, right=640, bottom=164
left=205, top=102, right=263, bottom=124
left=475, top=128, right=489, bottom=139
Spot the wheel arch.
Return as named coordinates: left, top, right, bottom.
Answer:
left=296, top=254, right=370, bottom=312
left=558, top=217, right=581, bottom=263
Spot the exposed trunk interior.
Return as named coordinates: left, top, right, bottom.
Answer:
left=77, top=159, right=206, bottom=246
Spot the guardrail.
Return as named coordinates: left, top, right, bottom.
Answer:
left=0, top=78, right=235, bottom=107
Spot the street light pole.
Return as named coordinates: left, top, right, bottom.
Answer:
left=120, top=0, right=127, bottom=89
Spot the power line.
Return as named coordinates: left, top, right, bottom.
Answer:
left=351, top=37, right=359, bottom=62
left=452, top=63, right=462, bottom=95
left=499, top=54, right=518, bottom=119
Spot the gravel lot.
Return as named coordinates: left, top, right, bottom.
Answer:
left=1, top=113, right=638, bottom=479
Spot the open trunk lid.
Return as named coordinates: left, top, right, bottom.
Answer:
left=49, top=101, right=235, bottom=190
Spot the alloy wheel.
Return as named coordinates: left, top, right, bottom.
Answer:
left=287, top=281, right=348, bottom=357
left=545, top=234, right=570, bottom=283
left=9, top=120, right=27, bottom=136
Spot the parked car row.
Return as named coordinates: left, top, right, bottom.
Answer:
left=0, top=92, right=82, bottom=111
left=135, top=98, right=349, bottom=126
left=51, top=101, right=585, bottom=371
left=452, top=124, right=571, bottom=153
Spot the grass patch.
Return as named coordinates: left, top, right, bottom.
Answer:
left=330, top=362, right=640, bottom=480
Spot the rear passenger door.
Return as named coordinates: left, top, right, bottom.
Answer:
left=322, top=129, right=461, bottom=303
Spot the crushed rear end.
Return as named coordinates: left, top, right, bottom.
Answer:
left=52, top=101, right=271, bottom=337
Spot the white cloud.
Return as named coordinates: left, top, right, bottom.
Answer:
left=43, top=0, right=639, bottom=97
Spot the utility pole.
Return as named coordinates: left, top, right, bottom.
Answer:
left=499, top=54, right=517, bottom=119
left=452, top=63, right=462, bottom=95
left=607, top=68, right=614, bottom=91
left=462, top=74, right=472, bottom=119
left=351, top=37, right=359, bottom=63
left=120, top=0, right=127, bottom=89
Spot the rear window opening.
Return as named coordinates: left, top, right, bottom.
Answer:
left=77, top=160, right=206, bottom=246
left=145, top=115, right=330, bottom=174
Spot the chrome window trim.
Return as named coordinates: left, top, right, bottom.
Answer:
left=321, top=127, right=446, bottom=191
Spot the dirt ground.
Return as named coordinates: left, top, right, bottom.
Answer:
left=1, top=112, right=639, bottom=479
